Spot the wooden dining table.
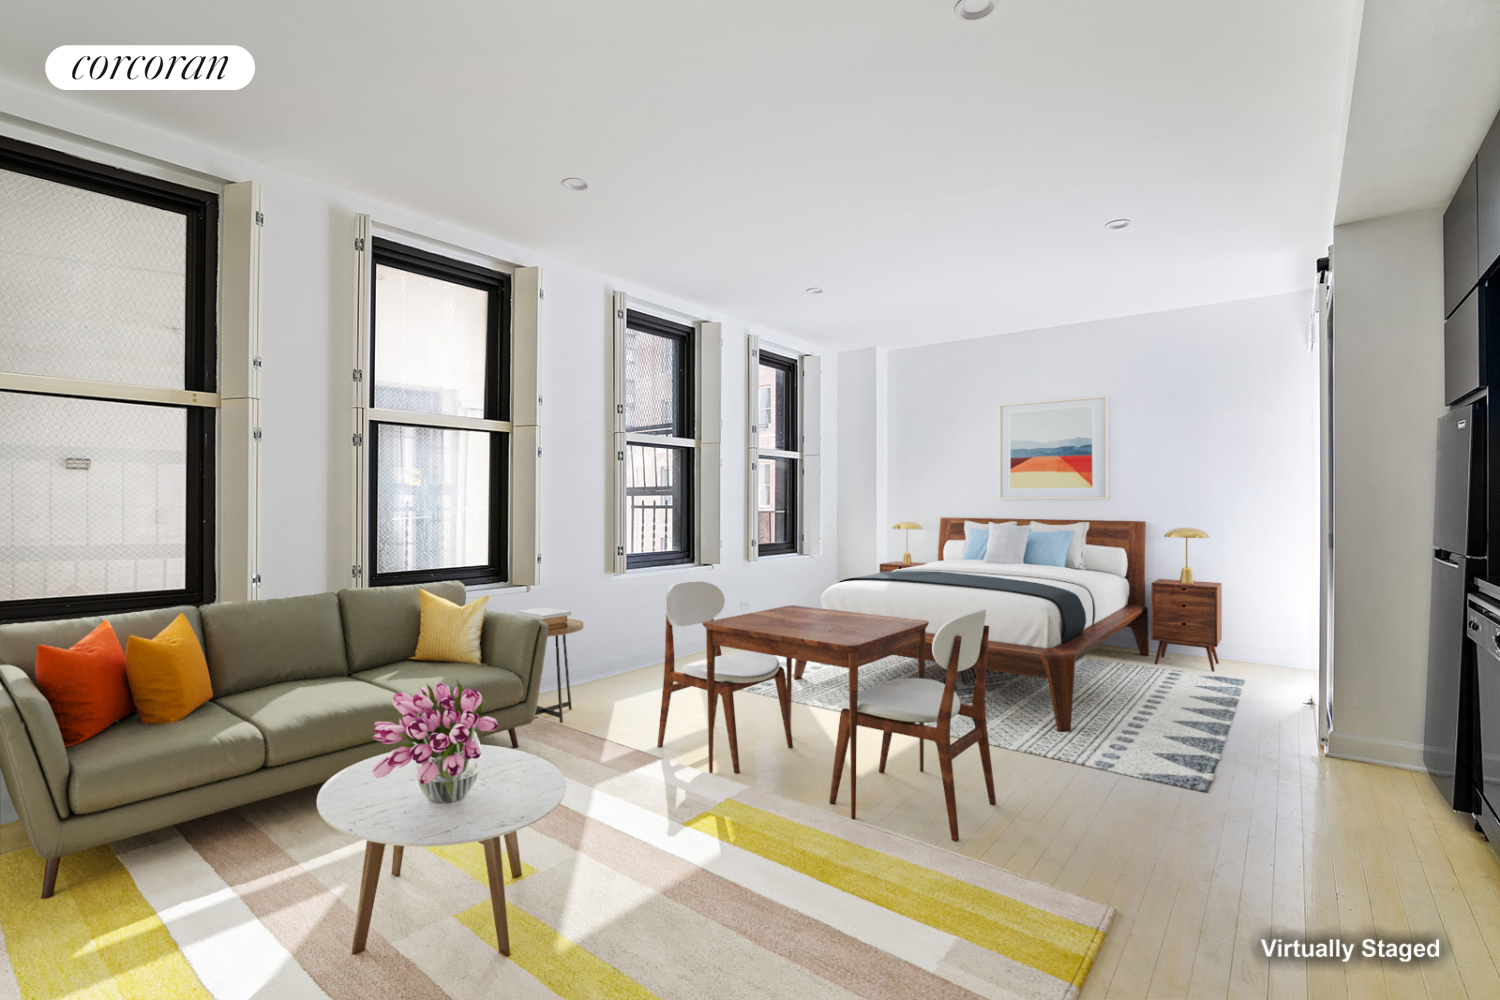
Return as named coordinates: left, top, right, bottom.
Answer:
left=702, top=605, right=928, bottom=818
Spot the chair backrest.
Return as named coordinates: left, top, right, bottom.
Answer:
left=931, top=611, right=987, bottom=674
left=666, top=582, right=725, bottom=627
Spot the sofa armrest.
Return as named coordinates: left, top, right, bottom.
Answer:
left=480, top=612, right=549, bottom=714
left=0, top=665, right=72, bottom=844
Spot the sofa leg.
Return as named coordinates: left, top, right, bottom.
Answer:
left=508, top=728, right=519, bottom=748
left=41, top=858, right=58, bottom=899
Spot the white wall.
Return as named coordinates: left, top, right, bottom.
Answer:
left=857, top=291, right=1321, bottom=669
left=0, top=82, right=842, bottom=686
left=836, top=347, right=886, bottom=579
left=1326, top=208, right=1445, bottom=769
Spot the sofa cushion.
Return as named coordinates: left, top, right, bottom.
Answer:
left=0, top=605, right=203, bottom=680
left=200, top=593, right=348, bottom=697
left=215, top=677, right=397, bottom=767
left=353, top=660, right=526, bottom=711
left=67, top=701, right=264, bottom=814
left=337, top=581, right=466, bottom=673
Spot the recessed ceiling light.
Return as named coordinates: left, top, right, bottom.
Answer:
left=1105, top=218, right=1132, bottom=230
left=805, top=287, right=824, bottom=295
left=560, top=177, right=588, bottom=191
left=954, top=0, right=995, bottom=21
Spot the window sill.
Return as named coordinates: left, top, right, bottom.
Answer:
left=619, top=562, right=716, bottom=577
left=757, top=552, right=809, bottom=561
left=467, top=582, right=531, bottom=597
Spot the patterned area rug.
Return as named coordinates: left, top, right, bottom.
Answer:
left=0, top=724, right=1114, bottom=1000
left=745, top=656, right=1245, bottom=792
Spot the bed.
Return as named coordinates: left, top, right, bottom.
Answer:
left=819, top=517, right=1148, bottom=731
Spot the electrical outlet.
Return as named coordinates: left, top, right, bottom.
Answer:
left=740, top=600, right=750, bottom=611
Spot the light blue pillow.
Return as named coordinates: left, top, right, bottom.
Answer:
left=1024, top=529, right=1072, bottom=567
left=962, top=530, right=989, bottom=560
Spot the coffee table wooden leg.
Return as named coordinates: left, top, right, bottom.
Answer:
left=390, top=845, right=403, bottom=877
left=504, top=832, right=522, bottom=879
left=794, top=658, right=806, bottom=680
left=352, top=841, right=385, bottom=954
left=482, top=837, right=511, bottom=956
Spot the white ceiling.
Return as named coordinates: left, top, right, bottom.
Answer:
left=1335, top=0, right=1500, bottom=226
left=0, top=1, right=1360, bottom=350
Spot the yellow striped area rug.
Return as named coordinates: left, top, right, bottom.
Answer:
left=0, top=724, right=1113, bottom=1000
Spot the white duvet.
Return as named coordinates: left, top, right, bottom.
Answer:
left=820, top=559, right=1130, bottom=648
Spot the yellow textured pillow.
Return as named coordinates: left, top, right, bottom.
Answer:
left=124, top=613, right=213, bottom=724
left=413, top=589, right=489, bottom=664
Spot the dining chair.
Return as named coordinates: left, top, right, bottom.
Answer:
left=657, top=582, right=795, bottom=773
left=830, top=610, right=995, bottom=841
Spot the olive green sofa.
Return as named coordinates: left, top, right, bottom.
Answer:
left=0, top=581, right=548, bottom=897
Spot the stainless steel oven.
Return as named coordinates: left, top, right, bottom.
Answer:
left=1466, top=593, right=1500, bottom=857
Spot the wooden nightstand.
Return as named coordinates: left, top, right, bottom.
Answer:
left=1151, top=579, right=1222, bottom=669
left=879, top=561, right=925, bottom=573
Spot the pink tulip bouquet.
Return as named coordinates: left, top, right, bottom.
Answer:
left=372, top=683, right=499, bottom=787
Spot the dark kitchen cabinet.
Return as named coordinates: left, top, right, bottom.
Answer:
left=1447, top=157, right=1480, bottom=318
left=1480, top=122, right=1500, bottom=280
left=1447, top=289, right=1482, bottom=404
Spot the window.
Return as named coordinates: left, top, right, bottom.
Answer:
left=623, top=310, right=695, bottom=568
left=0, top=136, right=217, bottom=622
left=366, top=238, right=508, bottom=586
left=754, top=350, right=798, bottom=556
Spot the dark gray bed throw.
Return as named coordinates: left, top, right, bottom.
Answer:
left=841, top=570, right=1089, bottom=642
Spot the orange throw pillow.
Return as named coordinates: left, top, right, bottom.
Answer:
left=35, top=621, right=135, bottom=747
left=125, top=614, right=213, bottom=724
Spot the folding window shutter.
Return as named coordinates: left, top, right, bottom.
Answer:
left=745, top=333, right=760, bottom=562
left=510, top=266, right=542, bottom=585
left=799, top=354, right=822, bottom=556
left=219, top=181, right=262, bottom=601
left=610, top=291, right=629, bottom=573
left=350, top=214, right=373, bottom=587
left=697, top=321, right=722, bottom=565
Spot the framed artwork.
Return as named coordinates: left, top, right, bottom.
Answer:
left=1000, top=396, right=1108, bottom=499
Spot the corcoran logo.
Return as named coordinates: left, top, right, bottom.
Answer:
left=45, top=45, right=254, bottom=90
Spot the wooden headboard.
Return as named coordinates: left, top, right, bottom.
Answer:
left=936, top=518, right=1147, bottom=608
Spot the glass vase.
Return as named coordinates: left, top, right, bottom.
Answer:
left=420, top=759, right=477, bottom=803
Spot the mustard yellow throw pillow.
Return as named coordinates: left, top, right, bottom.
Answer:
left=125, top=613, right=213, bottom=724
left=414, top=589, right=489, bottom=664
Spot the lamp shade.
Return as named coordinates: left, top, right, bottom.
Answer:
left=1164, top=527, right=1208, bottom=539
left=892, top=522, right=922, bottom=530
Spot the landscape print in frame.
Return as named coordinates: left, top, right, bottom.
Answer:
left=1000, top=396, right=1108, bottom=498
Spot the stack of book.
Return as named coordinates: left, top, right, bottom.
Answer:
left=517, top=607, right=569, bottom=629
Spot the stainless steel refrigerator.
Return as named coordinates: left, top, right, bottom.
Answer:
left=1425, top=401, right=1486, bottom=809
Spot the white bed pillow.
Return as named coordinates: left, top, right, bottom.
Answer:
left=983, top=523, right=1031, bottom=564
left=942, top=539, right=967, bottom=561
left=1082, top=543, right=1128, bottom=577
left=965, top=520, right=1012, bottom=538
left=1028, top=521, right=1089, bottom=570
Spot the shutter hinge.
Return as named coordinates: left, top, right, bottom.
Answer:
left=539, top=288, right=545, bottom=300
left=252, top=356, right=262, bottom=369
left=616, top=403, right=624, bottom=415
left=617, top=309, right=625, bottom=319
left=252, top=427, right=262, bottom=442
left=353, top=433, right=364, bottom=446
left=250, top=573, right=262, bottom=587
left=617, top=450, right=624, bottom=461
left=617, top=546, right=625, bottom=556
left=537, top=554, right=543, bottom=564
left=537, top=447, right=542, bottom=457
left=352, top=564, right=363, bottom=579
left=352, top=368, right=363, bottom=382
left=254, top=210, right=264, bottom=227
left=354, top=236, right=366, bottom=251
left=538, top=394, right=543, bottom=406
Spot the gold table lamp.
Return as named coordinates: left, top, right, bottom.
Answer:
left=1165, top=528, right=1208, bottom=584
left=892, top=522, right=922, bottom=565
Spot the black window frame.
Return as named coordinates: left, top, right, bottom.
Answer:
left=625, top=309, right=695, bottom=570
left=757, top=350, right=799, bottom=557
left=0, top=134, right=217, bottom=624
left=367, top=237, right=510, bottom=588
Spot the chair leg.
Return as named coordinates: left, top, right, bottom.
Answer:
left=977, top=735, right=996, bottom=805
left=508, top=728, right=519, bottom=749
left=657, top=680, right=673, bottom=748
left=706, top=682, right=718, bottom=773
left=973, top=666, right=995, bottom=805
left=721, top=688, right=742, bottom=774
left=41, top=858, right=58, bottom=899
left=878, top=730, right=892, bottom=773
left=919, top=738, right=924, bottom=772
left=773, top=668, right=794, bottom=748
left=938, top=745, right=960, bottom=842
left=830, top=709, right=850, bottom=803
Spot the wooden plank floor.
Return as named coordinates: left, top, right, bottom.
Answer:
left=550, top=648, right=1500, bottom=999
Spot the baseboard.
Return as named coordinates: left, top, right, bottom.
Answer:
left=0, top=821, right=26, bottom=855
left=1325, top=731, right=1429, bottom=771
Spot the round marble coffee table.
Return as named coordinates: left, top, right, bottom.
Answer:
left=316, top=744, right=565, bottom=956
